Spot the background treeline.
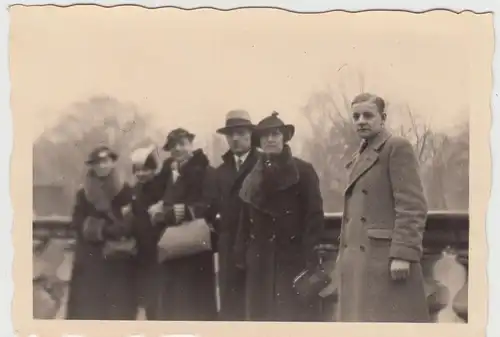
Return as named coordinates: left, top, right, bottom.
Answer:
left=33, top=81, right=469, bottom=216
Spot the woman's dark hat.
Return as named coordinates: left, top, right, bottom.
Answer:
left=217, top=109, right=255, bottom=135
left=163, top=128, right=196, bottom=151
left=85, top=145, right=118, bottom=165
left=254, top=111, right=295, bottom=142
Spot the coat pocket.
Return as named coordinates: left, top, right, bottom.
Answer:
left=366, top=228, right=393, bottom=241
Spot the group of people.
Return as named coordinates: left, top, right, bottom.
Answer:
left=65, top=92, right=432, bottom=323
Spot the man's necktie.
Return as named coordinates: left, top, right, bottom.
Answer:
left=359, top=139, right=369, bottom=154
left=236, top=157, right=243, bottom=171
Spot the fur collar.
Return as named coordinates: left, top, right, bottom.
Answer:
left=164, top=149, right=209, bottom=177
left=83, top=168, right=125, bottom=211
left=161, top=149, right=210, bottom=205
left=239, top=145, right=299, bottom=211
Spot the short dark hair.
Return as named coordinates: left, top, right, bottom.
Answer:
left=351, top=93, right=386, bottom=115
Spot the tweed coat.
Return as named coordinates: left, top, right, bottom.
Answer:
left=336, top=129, right=431, bottom=322
left=213, top=147, right=260, bottom=321
left=234, top=145, right=325, bottom=321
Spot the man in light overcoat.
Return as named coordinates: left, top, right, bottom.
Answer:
left=336, top=93, right=431, bottom=322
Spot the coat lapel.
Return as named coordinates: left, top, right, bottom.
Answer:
left=222, top=148, right=260, bottom=194
left=344, top=130, right=392, bottom=194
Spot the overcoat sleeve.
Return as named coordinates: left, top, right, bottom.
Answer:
left=70, top=188, right=88, bottom=238
left=388, top=137, right=428, bottom=262
left=299, top=162, right=325, bottom=269
left=186, top=166, right=218, bottom=221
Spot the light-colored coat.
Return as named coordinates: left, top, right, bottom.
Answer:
left=336, top=129, right=431, bottom=322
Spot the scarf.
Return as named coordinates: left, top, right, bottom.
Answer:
left=239, top=145, right=299, bottom=207
left=83, top=168, right=125, bottom=212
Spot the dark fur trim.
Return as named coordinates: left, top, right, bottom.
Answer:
left=239, top=145, right=299, bottom=213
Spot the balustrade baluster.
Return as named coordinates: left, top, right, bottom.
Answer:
left=452, top=250, right=469, bottom=322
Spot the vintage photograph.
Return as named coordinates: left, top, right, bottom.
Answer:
left=9, top=4, right=492, bottom=337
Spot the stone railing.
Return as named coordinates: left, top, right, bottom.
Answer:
left=33, top=210, right=469, bottom=322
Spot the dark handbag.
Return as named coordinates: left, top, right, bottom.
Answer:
left=101, top=208, right=137, bottom=259
left=293, top=266, right=332, bottom=303
left=102, top=237, right=138, bottom=259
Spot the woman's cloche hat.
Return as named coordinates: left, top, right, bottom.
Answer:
left=85, top=145, right=118, bottom=165
left=254, top=111, right=295, bottom=142
left=162, top=128, right=196, bottom=151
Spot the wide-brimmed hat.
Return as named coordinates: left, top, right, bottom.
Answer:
left=85, top=145, right=118, bottom=165
left=162, top=128, right=196, bottom=151
left=254, top=111, right=295, bottom=143
left=216, top=109, right=255, bottom=135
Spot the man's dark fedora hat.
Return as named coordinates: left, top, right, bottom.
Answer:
left=216, top=109, right=255, bottom=135
left=85, top=145, right=118, bottom=165
left=163, top=128, right=196, bottom=151
left=254, top=111, right=295, bottom=142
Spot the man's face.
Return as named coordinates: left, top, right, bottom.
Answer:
left=351, top=101, right=385, bottom=140
left=225, top=127, right=252, bottom=155
left=170, top=137, right=194, bottom=162
left=91, top=157, right=115, bottom=177
left=260, top=128, right=284, bottom=154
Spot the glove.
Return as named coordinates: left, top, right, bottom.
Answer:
left=82, top=217, right=106, bottom=242
left=173, top=204, right=186, bottom=223
left=149, top=201, right=166, bottom=225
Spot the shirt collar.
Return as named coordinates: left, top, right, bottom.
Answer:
left=234, top=151, right=250, bottom=164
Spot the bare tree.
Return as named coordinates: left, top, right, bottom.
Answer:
left=33, top=96, right=163, bottom=210
left=299, top=69, right=468, bottom=212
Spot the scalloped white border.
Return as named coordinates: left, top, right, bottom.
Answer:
left=1, top=1, right=497, bottom=336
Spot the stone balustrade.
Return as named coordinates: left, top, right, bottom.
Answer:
left=32, top=210, right=469, bottom=322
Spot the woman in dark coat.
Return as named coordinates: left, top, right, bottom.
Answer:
left=66, top=146, right=138, bottom=320
left=234, top=112, right=325, bottom=321
left=149, top=128, right=218, bottom=321
left=128, top=145, right=166, bottom=320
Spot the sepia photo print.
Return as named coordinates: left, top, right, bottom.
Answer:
left=8, top=4, right=492, bottom=337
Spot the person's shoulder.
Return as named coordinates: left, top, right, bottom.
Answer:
left=387, top=134, right=412, bottom=146
left=293, top=156, right=316, bottom=174
left=386, top=134, right=414, bottom=152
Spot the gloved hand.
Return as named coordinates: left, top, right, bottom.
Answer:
left=148, top=201, right=166, bottom=225
left=173, top=204, right=186, bottom=223
left=82, top=217, right=106, bottom=242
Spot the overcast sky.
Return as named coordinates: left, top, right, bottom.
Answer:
left=10, top=7, right=491, bottom=143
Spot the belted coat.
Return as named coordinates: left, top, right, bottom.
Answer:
left=336, top=129, right=431, bottom=322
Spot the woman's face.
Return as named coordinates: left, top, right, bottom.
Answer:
left=133, top=165, right=156, bottom=183
left=170, top=137, right=194, bottom=162
left=260, top=128, right=284, bottom=154
left=91, top=157, right=115, bottom=177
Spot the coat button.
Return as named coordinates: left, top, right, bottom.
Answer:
left=360, top=245, right=366, bottom=252
left=360, top=216, right=366, bottom=222
left=362, top=189, right=368, bottom=194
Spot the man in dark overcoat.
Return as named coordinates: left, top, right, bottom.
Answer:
left=212, top=110, right=260, bottom=321
left=336, top=93, right=431, bottom=322
left=234, top=112, right=325, bottom=321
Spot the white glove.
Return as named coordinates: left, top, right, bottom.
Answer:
left=173, top=204, right=185, bottom=223
left=148, top=201, right=164, bottom=217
